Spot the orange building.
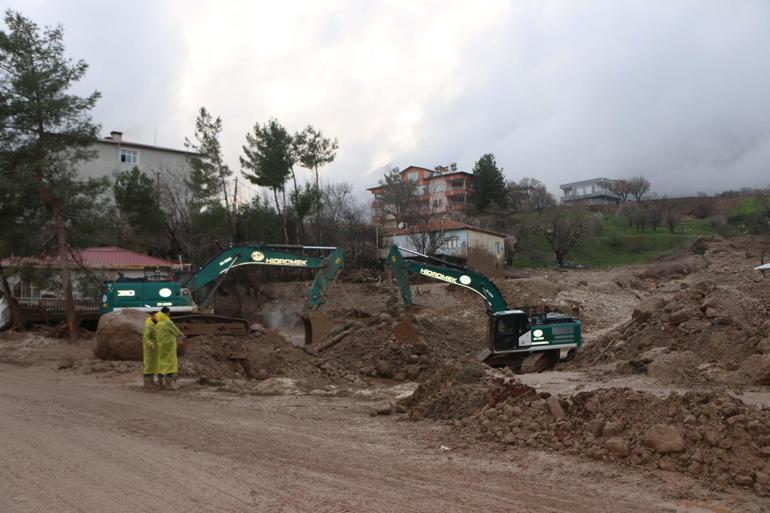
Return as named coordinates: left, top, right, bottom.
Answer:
left=367, top=164, right=473, bottom=227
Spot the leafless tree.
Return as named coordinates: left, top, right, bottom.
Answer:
left=661, top=199, right=681, bottom=233
left=407, top=207, right=450, bottom=256
left=627, top=176, right=651, bottom=202
left=542, top=206, right=587, bottom=267
left=609, top=179, right=632, bottom=203
left=509, top=177, right=556, bottom=214
left=648, top=203, right=663, bottom=231
left=377, top=167, right=417, bottom=227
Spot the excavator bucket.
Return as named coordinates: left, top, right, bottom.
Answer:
left=391, top=317, right=421, bottom=344
left=303, top=311, right=336, bottom=345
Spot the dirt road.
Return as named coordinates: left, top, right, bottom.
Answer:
left=0, top=362, right=737, bottom=513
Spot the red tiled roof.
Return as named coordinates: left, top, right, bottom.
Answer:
left=385, top=219, right=507, bottom=238
left=1, top=247, right=179, bottom=270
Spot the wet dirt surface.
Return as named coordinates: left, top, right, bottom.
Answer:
left=0, top=361, right=760, bottom=513
left=2, top=237, right=769, bottom=512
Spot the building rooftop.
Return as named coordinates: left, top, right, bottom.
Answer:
left=386, top=219, right=506, bottom=238
left=2, top=247, right=181, bottom=270
left=97, top=131, right=197, bottom=156
left=560, top=177, right=617, bottom=188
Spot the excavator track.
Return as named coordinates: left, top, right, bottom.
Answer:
left=173, top=314, right=249, bottom=337
left=519, top=350, right=560, bottom=373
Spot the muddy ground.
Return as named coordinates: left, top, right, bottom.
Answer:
left=1, top=236, right=769, bottom=512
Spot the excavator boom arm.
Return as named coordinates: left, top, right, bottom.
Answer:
left=185, top=245, right=344, bottom=313
left=386, top=245, right=509, bottom=312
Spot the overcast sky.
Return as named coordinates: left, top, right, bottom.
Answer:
left=5, top=0, right=770, bottom=201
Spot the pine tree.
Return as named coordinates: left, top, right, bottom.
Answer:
left=0, top=10, right=101, bottom=340
left=471, top=153, right=508, bottom=213
left=240, top=119, right=294, bottom=243
left=184, top=107, right=236, bottom=242
left=294, top=125, right=338, bottom=242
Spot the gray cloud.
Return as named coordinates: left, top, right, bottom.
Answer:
left=5, top=0, right=770, bottom=202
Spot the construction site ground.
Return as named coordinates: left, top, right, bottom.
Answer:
left=1, top=236, right=769, bottom=512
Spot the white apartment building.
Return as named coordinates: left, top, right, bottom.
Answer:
left=78, top=131, right=195, bottom=181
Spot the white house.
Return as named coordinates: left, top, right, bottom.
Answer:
left=381, top=220, right=507, bottom=263
left=78, top=131, right=195, bottom=181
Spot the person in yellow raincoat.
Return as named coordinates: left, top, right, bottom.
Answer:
left=142, top=312, right=159, bottom=388
left=156, top=307, right=183, bottom=389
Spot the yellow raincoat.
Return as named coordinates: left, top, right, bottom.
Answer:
left=156, top=316, right=182, bottom=375
left=142, top=317, right=158, bottom=375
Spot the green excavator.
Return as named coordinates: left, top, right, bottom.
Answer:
left=387, top=245, right=582, bottom=372
left=100, top=244, right=345, bottom=343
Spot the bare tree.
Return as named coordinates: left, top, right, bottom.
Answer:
left=609, top=180, right=632, bottom=203
left=377, top=167, right=417, bottom=227
left=628, top=176, right=651, bottom=202
left=542, top=206, right=586, bottom=267
left=511, top=177, right=555, bottom=214
left=648, top=203, right=663, bottom=231
left=407, top=208, right=450, bottom=256
left=661, top=199, right=681, bottom=233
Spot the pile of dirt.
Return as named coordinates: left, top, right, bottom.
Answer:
left=322, top=311, right=487, bottom=381
left=401, top=358, right=534, bottom=420
left=464, top=387, right=770, bottom=494
left=576, top=279, right=770, bottom=385
left=179, top=329, right=355, bottom=386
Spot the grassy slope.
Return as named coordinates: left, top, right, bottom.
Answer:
left=511, top=213, right=729, bottom=268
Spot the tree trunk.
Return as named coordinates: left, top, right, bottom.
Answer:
left=32, top=124, right=77, bottom=340
left=54, top=206, right=77, bottom=341
left=0, top=262, right=24, bottom=330
left=273, top=187, right=289, bottom=244
left=314, top=165, right=321, bottom=245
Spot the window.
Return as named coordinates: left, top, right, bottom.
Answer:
left=444, top=236, right=460, bottom=249
left=450, top=179, right=464, bottom=189
left=431, top=183, right=446, bottom=193
left=120, top=149, right=139, bottom=164
left=407, top=172, right=418, bottom=182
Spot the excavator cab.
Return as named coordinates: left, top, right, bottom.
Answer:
left=489, top=310, right=531, bottom=352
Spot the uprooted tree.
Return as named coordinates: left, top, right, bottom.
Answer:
left=0, top=10, right=102, bottom=339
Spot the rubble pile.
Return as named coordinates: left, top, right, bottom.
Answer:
left=179, top=329, right=352, bottom=386
left=467, top=387, right=770, bottom=494
left=401, top=358, right=533, bottom=420
left=323, top=311, right=487, bottom=381
left=578, top=279, right=770, bottom=384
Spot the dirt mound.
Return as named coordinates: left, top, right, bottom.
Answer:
left=322, top=310, right=488, bottom=381
left=576, top=279, right=770, bottom=384
left=636, top=255, right=706, bottom=282
left=400, top=358, right=534, bottom=420
left=179, top=329, right=353, bottom=386
left=464, top=387, right=770, bottom=494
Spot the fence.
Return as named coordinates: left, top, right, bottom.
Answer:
left=16, top=296, right=100, bottom=314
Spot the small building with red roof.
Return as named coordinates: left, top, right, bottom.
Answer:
left=2, top=247, right=185, bottom=299
left=381, top=219, right=508, bottom=265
